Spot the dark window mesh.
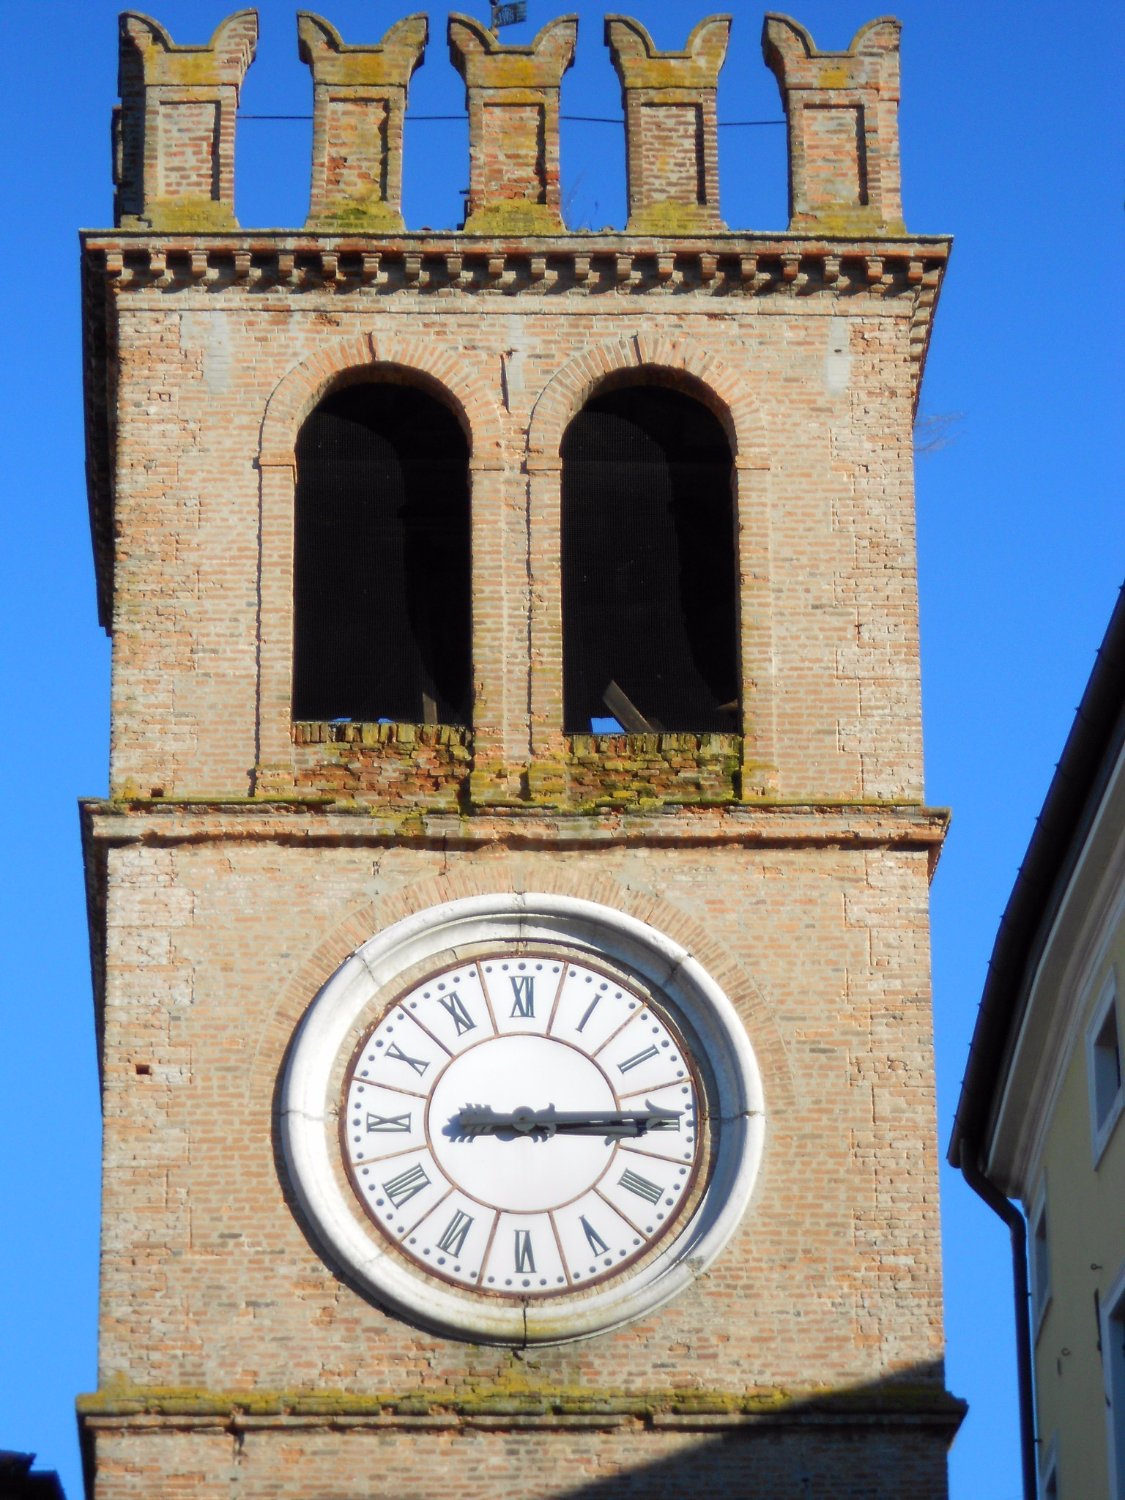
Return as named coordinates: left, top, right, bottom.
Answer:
left=561, top=386, right=739, bottom=733
left=293, top=383, right=471, bottom=725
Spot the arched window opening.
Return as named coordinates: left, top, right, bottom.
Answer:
left=293, top=382, right=471, bottom=726
left=561, top=385, right=739, bottom=735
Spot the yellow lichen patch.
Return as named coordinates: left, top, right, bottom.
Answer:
left=462, top=202, right=565, bottom=234
left=628, top=201, right=724, bottom=235
left=130, top=199, right=239, bottom=233
left=795, top=208, right=907, bottom=238
left=306, top=200, right=406, bottom=233
left=78, top=1381, right=966, bottom=1420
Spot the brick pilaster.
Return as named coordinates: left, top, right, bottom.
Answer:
left=448, top=13, right=578, bottom=234
left=114, top=9, right=257, bottom=231
left=605, top=15, right=731, bottom=234
left=298, top=12, right=428, bottom=233
left=762, top=13, right=904, bottom=235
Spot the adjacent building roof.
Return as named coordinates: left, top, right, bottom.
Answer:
left=948, top=584, right=1125, bottom=1170
left=0, top=1451, right=66, bottom=1499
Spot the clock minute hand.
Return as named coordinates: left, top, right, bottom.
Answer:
left=455, top=1102, right=681, bottom=1138
left=549, top=1103, right=682, bottom=1136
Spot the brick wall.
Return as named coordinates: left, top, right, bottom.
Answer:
left=80, top=8, right=958, bottom=1497
left=84, top=824, right=954, bottom=1494
left=88, top=245, right=939, bottom=807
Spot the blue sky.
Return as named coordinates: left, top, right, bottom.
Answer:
left=0, top=3, right=1121, bottom=1497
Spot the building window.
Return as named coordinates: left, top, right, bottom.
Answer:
left=1039, top=1434, right=1058, bottom=1500
left=293, top=381, right=471, bottom=726
left=1087, top=972, right=1123, bottom=1163
left=1031, top=1188, right=1051, bottom=1332
left=560, top=383, right=739, bottom=735
left=1038, top=1434, right=1056, bottom=1500
left=1105, top=1270, right=1125, bottom=1500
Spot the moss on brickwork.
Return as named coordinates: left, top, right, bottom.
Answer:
left=306, top=201, right=406, bottom=234
left=794, top=208, right=907, bottom=237
left=562, top=731, right=740, bottom=809
left=121, top=199, right=239, bottom=232
left=293, top=721, right=471, bottom=808
left=816, top=65, right=849, bottom=89
left=462, top=202, right=565, bottom=234
left=629, top=202, right=724, bottom=234
left=80, top=1380, right=965, bottom=1420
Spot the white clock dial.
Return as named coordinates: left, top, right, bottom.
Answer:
left=282, top=893, right=765, bottom=1345
left=342, top=956, right=703, bottom=1298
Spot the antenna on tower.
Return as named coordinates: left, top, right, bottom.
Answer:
left=491, top=2, right=527, bottom=29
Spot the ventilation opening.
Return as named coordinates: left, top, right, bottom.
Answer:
left=293, top=382, right=471, bottom=726
left=561, top=385, right=739, bottom=734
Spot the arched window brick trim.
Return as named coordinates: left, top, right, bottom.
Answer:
left=526, top=337, right=777, bottom=794
left=255, top=336, right=506, bottom=786
left=259, top=333, right=505, bottom=466
left=527, top=335, right=769, bottom=468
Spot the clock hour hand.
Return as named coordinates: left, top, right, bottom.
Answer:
left=454, top=1102, right=681, bottom=1139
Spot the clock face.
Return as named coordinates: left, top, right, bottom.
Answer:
left=282, top=893, right=765, bottom=1345
left=341, top=954, right=704, bottom=1299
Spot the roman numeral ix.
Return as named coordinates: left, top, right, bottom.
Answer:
left=366, top=1112, right=411, bottom=1133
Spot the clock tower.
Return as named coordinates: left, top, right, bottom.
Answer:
left=79, top=7, right=962, bottom=1497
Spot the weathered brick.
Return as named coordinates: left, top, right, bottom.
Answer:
left=80, top=10, right=958, bottom=1499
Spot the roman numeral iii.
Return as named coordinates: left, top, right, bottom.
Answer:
left=619, top=1169, right=663, bottom=1205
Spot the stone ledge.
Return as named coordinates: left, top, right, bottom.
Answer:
left=81, top=797, right=950, bottom=864
left=77, top=1383, right=967, bottom=1431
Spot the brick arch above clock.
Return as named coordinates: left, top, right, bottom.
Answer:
left=251, top=867, right=797, bottom=1128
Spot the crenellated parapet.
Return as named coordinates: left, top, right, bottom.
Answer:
left=298, top=12, right=428, bottom=232
left=114, top=9, right=258, bottom=230
left=109, top=9, right=917, bottom=238
left=605, top=15, right=730, bottom=234
left=448, top=13, right=578, bottom=234
left=762, top=12, right=904, bottom=235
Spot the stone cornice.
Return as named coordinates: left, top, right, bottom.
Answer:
left=81, top=228, right=947, bottom=311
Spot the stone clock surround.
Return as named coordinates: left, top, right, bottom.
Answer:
left=281, top=892, right=766, bottom=1344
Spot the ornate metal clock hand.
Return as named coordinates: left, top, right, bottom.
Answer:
left=455, top=1102, right=681, bottom=1139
